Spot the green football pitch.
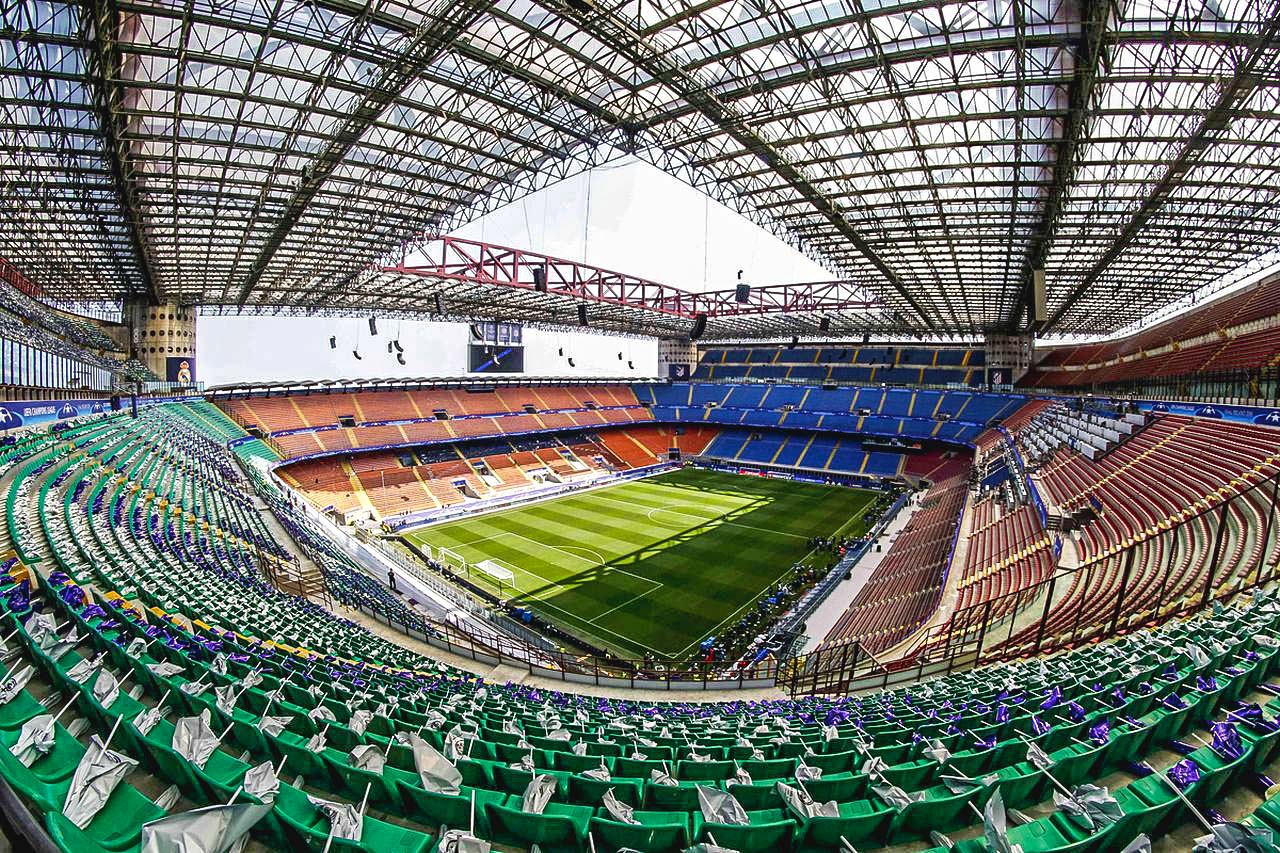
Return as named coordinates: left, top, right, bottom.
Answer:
left=404, top=468, right=879, bottom=660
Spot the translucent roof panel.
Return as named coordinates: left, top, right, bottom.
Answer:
left=1, top=0, right=1277, bottom=334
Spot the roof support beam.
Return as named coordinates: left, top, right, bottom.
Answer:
left=232, top=0, right=494, bottom=305
left=1007, top=0, right=1112, bottom=332
left=540, top=0, right=935, bottom=331
left=81, top=0, right=161, bottom=304
left=1041, top=1, right=1280, bottom=331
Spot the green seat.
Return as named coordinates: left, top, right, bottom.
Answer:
left=1119, top=775, right=1182, bottom=839
left=588, top=810, right=691, bottom=853
left=1004, top=812, right=1112, bottom=853
left=0, top=722, right=83, bottom=812
left=643, top=780, right=707, bottom=810
left=1047, top=742, right=1105, bottom=788
left=676, top=759, right=735, bottom=782
left=554, top=751, right=616, bottom=774
left=47, top=777, right=165, bottom=851
left=1143, top=702, right=1193, bottom=744
left=492, top=764, right=571, bottom=798
left=264, top=729, right=334, bottom=788
left=991, top=761, right=1045, bottom=810
left=1186, top=743, right=1251, bottom=806
left=880, top=758, right=935, bottom=790
left=798, top=772, right=866, bottom=804
left=1098, top=723, right=1150, bottom=769
left=333, top=757, right=415, bottom=810
left=945, top=748, right=995, bottom=778
left=794, top=798, right=894, bottom=852
left=397, top=783, right=505, bottom=836
left=1250, top=792, right=1280, bottom=833
left=1244, top=726, right=1280, bottom=772
left=485, top=797, right=594, bottom=853
left=866, top=741, right=913, bottom=765
left=803, top=750, right=854, bottom=774
left=495, top=742, right=554, bottom=767
left=568, top=774, right=642, bottom=807
left=456, top=758, right=498, bottom=789
left=739, top=758, right=796, bottom=779
left=272, top=783, right=432, bottom=853
left=616, top=757, right=668, bottom=778
left=0, top=675, right=49, bottom=730
left=692, top=807, right=797, bottom=853
left=726, top=778, right=786, bottom=810
left=886, top=784, right=983, bottom=843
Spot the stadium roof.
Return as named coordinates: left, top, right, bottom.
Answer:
left=4, top=0, right=1280, bottom=337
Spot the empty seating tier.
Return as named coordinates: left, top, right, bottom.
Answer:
left=694, top=345, right=985, bottom=387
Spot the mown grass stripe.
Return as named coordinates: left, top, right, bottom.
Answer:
left=407, top=468, right=879, bottom=659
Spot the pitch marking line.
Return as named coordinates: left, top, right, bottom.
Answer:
left=481, top=556, right=673, bottom=657
left=494, top=530, right=662, bottom=591
left=439, top=531, right=672, bottom=656
left=588, top=586, right=661, bottom=625
left=571, top=488, right=811, bottom=540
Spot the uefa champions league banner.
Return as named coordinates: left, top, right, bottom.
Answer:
left=0, top=398, right=111, bottom=431
left=0, top=394, right=202, bottom=432
left=1137, top=399, right=1280, bottom=427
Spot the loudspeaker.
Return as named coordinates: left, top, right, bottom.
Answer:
left=567, top=357, right=576, bottom=367
left=533, top=266, right=547, bottom=293
left=396, top=353, right=405, bottom=366
left=788, top=336, right=798, bottom=348
left=819, top=316, right=830, bottom=333
left=329, top=336, right=337, bottom=349
left=735, top=283, right=751, bottom=303
left=352, top=350, right=362, bottom=360
left=433, top=293, right=444, bottom=315
left=690, top=313, right=707, bottom=340
left=577, top=304, right=589, bottom=326
left=368, top=317, right=377, bottom=335
left=1032, top=268, right=1047, bottom=324
left=861, top=333, right=870, bottom=344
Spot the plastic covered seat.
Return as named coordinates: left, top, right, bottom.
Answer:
left=485, top=796, right=594, bottom=853
left=886, top=783, right=984, bottom=843
left=794, top=798, right=894, bottom=852
left=692, top=807, right=797, bottom=853
left=272, top=782, right=432, bottom=853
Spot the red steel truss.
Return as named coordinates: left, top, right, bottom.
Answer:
left=384, top=236, right=884, bottom=320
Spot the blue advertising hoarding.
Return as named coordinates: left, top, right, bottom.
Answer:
left=0, top=394, right=202, bottom=432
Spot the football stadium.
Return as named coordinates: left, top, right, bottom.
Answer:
left=2, top=2, right=1280, bottom=852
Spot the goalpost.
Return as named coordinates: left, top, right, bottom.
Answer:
left=474, top=559, right=516, bottom=596
left=429, top=546, right=517, bottom=595
left=434, top=546, right=466, bottom=572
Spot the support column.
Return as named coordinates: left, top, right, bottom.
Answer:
left=126, top=301, right=197, bottom=386
left=657, top=338, right=697, bottom=380
left=983, top=333, right=1035, bottom=388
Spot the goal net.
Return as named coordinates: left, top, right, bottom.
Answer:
left=435, top=546, right=467, bottom=573
left=474, top=559, right=516, bottom=594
